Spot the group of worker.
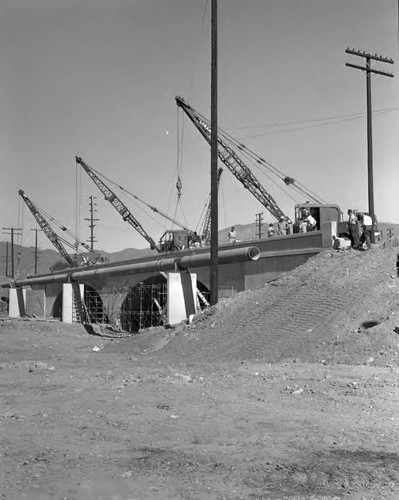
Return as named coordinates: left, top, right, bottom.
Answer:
left=347, top=209, right=373, bottom=251
left=267, top=209, right=317, bottom=238
left=267, top=216, right=292, bottom=237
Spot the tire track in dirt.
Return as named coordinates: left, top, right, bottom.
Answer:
left=154, top=244, right=399, bottom=364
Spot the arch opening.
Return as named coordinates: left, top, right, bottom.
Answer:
left=120, top=276, right=210, bottom=333
left=52, top=291, right=62, bottom=318
left=84, top=285, right=109, bottom=324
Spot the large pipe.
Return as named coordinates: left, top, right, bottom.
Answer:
left=2, top=246, right=260, bottom=288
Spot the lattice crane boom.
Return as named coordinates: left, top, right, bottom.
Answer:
left=18, top=189, right=77, bottom=267
left=75, top=156, right=160, bottom=252
left=176, top=96, right=288, bottom=222
left=200, top=167, right=223, bottom=243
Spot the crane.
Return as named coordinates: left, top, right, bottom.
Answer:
left=75, top=156, right=161, bottom=252
left=176, top=96, right=290, bottom=222
left=199, top=167, right=223, bottom=243
left=76, top=157, right=191, bottom=234
left=176, top=96, right=327, bottom=224
left=19, top=189, right=82, bottom=268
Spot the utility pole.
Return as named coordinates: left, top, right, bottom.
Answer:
left=4, top=241, right=9, bottom=277
left=255, top=212, right=263, bottom=239
left=210, top=0, right=218, bottom=305
left=2, top=227, right=22, bottom=279
left=345, top=48, right=394, bottom=243
left=31, top=228, right=41, bottom=275
left=85, top=195, right=98, bottom=252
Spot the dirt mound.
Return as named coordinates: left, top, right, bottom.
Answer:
left=113, top=239, right=399, bottom=367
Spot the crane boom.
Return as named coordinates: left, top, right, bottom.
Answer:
left=176, top=96, right=288, bottom=222
left=200, top=167, right=223, bottom=243
left=75, top=156, right=160, bottom=252
left=19, top=189, right=77, bottom=267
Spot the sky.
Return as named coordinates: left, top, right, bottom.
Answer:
left=1, top=0, right=399, bottom=253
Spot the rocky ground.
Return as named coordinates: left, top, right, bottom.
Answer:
left=1, top=240, right=399, bottom=499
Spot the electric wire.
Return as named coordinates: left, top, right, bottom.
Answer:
left=234, top=107, right=399, bottom=139
left=227, top=106, right=398, bottom=132
left=29, top=201, right=88, bottom=254
left=186, top=103, right=325, bottom=206
left=216, top=120, right=326, bottom=203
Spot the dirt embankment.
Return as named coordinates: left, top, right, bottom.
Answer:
left=1, top=241, right=399, bottom=499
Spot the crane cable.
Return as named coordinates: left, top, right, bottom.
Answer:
left=30, top=201, right=88, bottom=254
left=16, top=197, right=24, bottom=273
left=215, top=119, right=325, bottom=204
left=226, top=131, right=323, bottom=204
left=187, top=103, right=326, bottom=204
left=75, top=161, right=82, bottom=252
left=170, top=0, right=209, bottom=232
left=82, top=161, right=191, bottom=231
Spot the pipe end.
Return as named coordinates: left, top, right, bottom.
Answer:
left=247, top=246, right=261, bottom=261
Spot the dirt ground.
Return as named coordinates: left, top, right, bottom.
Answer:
left=2, top=240, right=399, bottom=500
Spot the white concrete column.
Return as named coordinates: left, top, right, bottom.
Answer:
left=321, top=220, right=337, bottom=248
left=167, top=272, right=197, bottom=326
left=62, top=283, right=74, bottom=323
left=9, top=288, right=26, bottom=318
left=62, top=283, right=85, bottom=323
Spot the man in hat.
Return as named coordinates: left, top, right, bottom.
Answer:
left=347, top=209, right=361, bottom=249
left=303, top=209, right=317, bottom=231
left=277, top=216, right=289, bottom=236
left=228, top=226, right=237, bottom=244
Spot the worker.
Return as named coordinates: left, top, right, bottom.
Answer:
left=277, top=216, right=289, bottom=236
left=359, top=212, right=373, bottom=250
left=175, top=236, right=185, bottom=250
left=191, top=231, right=201, bottom=248
left=303, top=209, right=317, bottom=231
left=299, top=210, right=309, bottom=233
left=228, top=226, right=237, bottom=244
left=347, top=209, right=361, bottom=250
left=267, top=223, right=275, bottom=237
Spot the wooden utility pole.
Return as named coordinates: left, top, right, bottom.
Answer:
left=31, top=228, right=41, bottom=275
left=5, top=241, right=9, bottom=277
left=345, top=48, right=394, bottom=243
left=210, top=0, right=218, bottom=305
left=2, top=227, right=22, bottom=279
left=85, top=195, right=98, bottom=252
left=255, top=212, right=263, bottom=239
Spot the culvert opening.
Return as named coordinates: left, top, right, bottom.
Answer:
left=360, top=320, right=380, bottom=329
left=120, top=277, right=210, bottom=333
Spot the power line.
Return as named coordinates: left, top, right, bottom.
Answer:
left=85, top=196, right=99, bottom=252
left=232, top=107, right=399, bottom=139
left=2, top=227, right=22, bottom=279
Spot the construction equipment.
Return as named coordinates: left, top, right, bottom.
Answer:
left=18, top=189, right=87, bottom=268
left=176, top=96, right=291, bottom=223
left=175, top=96, right=351, bottom=233
left=199, top=167, right=223, bottom=244
left=76, top=156, right=161, bottom=252
left=76, top=156, right=199, bottom=254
